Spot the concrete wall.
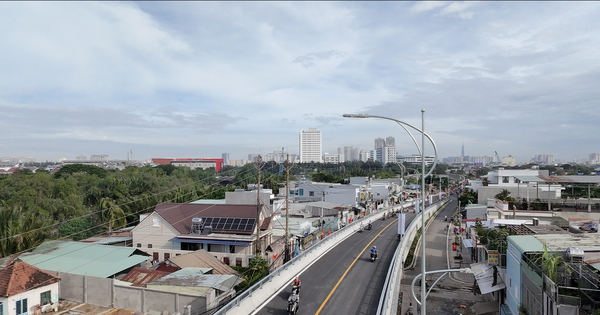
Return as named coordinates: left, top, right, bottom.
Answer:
left=54, top=271, right=207, bottom=314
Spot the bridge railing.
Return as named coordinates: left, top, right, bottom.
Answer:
left=376, top=200, right=447, bottom=315
left=213, top=204, right=403, bottom=315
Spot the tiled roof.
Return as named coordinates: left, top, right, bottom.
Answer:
left=154, top=203, right=260, bottom=235
left=0, top=259, right=61, bottom=297
left=120, top=267, right=171, bottom=287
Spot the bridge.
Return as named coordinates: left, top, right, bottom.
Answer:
left=213, top=197, right=450, bottom=315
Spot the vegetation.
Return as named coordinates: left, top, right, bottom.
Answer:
left=232, top=257, right=269, bottom=291
left=0, top=160, right=451, bottom=258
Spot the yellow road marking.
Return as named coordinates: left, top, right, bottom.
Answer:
left=314, top=218, right=398, bottom=315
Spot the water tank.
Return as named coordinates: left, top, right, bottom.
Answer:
left=532, top=218, right=539, bottom=226
left=566, top=247, right=584, bottom=263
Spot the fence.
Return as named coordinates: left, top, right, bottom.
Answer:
left=52, top=271, right=207, bottom=315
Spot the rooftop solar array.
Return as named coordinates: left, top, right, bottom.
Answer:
left=201, top=217, right=256, bottom=232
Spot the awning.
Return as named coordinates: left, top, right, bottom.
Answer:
left=463, top=239, right=474, bottom=248
left=471, top=261, right=506, bottom=295
left=175, top=238, right=251, bottom=246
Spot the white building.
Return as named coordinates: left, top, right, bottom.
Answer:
left=403, top=154, right=435, bottom=166
left=323, top=153, right=344, bottom=164
left=376, top=145, right=396, bottom=164
left=502, top=155, right=516, bottom=166
left=299, top=128, right=322, bottom=163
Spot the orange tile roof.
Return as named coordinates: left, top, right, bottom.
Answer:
left=0, top=259, right=61, bottom=297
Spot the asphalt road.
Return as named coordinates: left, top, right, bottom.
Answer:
left=256, top=211, right=417, bottom=315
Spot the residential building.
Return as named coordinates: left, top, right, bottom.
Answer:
left=152, top=158, right=224, bottom=172
left=323, top=153, right=343, bottom=164
left=0, top=260, right=61, bottom=315
left=359, top=150, right=369, bottom=162
left=403, top=154, right=435, bottom=166
left=504, top=234, right=600, bottom=315
left=589, top=153, right=600, bottom=164
left=502, top=155, right=516, bottom=166
left=376, top=145, right=396, bottom=164
left=534, top=154, right=554, bottom=165
left=299, top=128, right=322, bottom=163
left=131, top=203, right=273, bottom=268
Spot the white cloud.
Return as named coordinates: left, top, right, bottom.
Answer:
left=409, top=1, right=447, bottom=13
left=1, top=1, right=600, bottom=163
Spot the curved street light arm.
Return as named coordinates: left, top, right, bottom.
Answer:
left=343, top=113, right=439, bottom=177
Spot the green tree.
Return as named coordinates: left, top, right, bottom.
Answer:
left=99, top=197, right=127, bottom=233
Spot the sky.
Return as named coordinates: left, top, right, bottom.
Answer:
left=1, top=1, right=600, bottom=164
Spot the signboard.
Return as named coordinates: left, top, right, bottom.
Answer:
left=488, top=250, right=499, bottom=266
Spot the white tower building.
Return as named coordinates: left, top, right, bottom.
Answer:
left=299, top=128, right=323, bottom=163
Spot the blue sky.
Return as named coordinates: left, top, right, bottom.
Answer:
left=1, top=1, right=599, bottom=163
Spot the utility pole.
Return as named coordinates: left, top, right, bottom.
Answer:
left=321, top=191, right=325, bottom=238
left=255, top=155, right=263, bottom=257
left=284, top=154, right=291, bottom=262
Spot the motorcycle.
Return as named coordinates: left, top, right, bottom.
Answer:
left=370, top=253, right=378, bottom=262
left=287, top=293, right=299, bottom=315
left=367, top=223, right=372, bottom=230
left=291, top=284, right=300, bottom=295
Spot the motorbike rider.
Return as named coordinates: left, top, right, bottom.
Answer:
left=292, top=276, right=301, bottom=294
left=370, top=245, right=378, bottom=259
left=368, top=220, right=372, bottom=229
left=287, top=291, right=300, bottom=313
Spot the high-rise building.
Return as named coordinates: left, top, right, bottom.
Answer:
left=590, top=153, right=600, bottom=164
left=377, top=146, right=397, bottom=165
left=222, top=153, right=229, bottom=166
left=385, top=136, right=395, bottom=147
left=374, top=138, right=385, bottom=150
left=299, top=128, right=322, bottom=163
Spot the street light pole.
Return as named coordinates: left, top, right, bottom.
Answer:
left=343, top=111, right=437, bottom=315
left=420, top=109, right=427, bottom=314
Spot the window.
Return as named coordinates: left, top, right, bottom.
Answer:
left=40, top=291, right=51, bottom=305
left=148, top=244, right=153, bottom=248
left=164, top=253, right=170, bottom=260
left=299, top=189, right=304, bottom=196
left=207, top=244, right=212, bottom=252
left=236, top=258, right=242, bottom=267
left=16, top=299, right=27, bottom=315
left=136, top=243, right=141, bottom=248
left=229, top=245, right=235, bottom=253
left=502, top=177, right=509, bottom=183
left=223, top=257, right=230, bottom=265
left=152, top=252, right=159, bottom=261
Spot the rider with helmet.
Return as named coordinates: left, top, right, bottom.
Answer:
left=292, top=276, right=301, bottom=294
left=370, top=246, right=378, bottom=260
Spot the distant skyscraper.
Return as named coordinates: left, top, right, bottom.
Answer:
left=299, top=128, right=322, bottom=163
left=461, top=143, right=464, bottom=159
left=222, top=153, right=229, bottom=166
left=374, top=138, right=385, bottom=150
left=385, top=136, right=395, bottom=147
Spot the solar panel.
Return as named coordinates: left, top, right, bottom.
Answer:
left=197, top=217, right=256, bottom=232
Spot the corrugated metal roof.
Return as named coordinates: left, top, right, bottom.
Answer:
left=120, top=267, right=171, bottom=287
left=20, top=241, right=149, bottom=277
left=147, top=267, right=242, bottom=292
left=507, top=235, right=543, bottom=253
left=539, top=175, right=600, bottom=184
left=167, top=249, right=238, bottom=275
left=514, top=175, right=547, bottom=183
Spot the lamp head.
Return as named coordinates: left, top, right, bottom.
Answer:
left=343, top=113, right=370, bottom=118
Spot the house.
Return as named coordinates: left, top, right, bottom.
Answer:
left=0, top=260, right=61, bottom=315
left=132, top=203, right=273, bottom=268
left=504, top=233, right=600, bottom=315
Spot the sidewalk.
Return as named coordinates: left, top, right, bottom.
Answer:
left=399, top=199, right=488, bottom=315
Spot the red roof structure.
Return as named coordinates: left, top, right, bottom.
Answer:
left=0, top=260, right=61, bottom=297
left=120, top=267, right=171, bottom=287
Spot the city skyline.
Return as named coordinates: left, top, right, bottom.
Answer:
left=1, top=2, right=600, bottom=163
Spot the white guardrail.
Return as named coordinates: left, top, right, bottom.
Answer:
left=376, top=200, right=447, bottom=315
left=213, top=204, right=400, bottom=315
